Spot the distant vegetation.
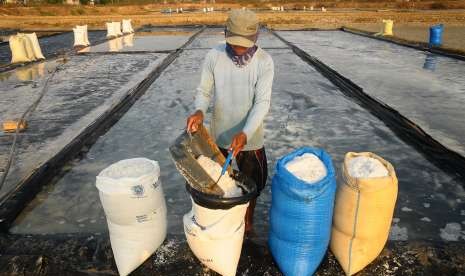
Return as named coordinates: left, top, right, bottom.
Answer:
left=3, top=0, right=465, bottom=9
left=1, top=0, right=464, bottom=11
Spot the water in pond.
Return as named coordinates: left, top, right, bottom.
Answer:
left=10, top=30, right=465, bottom=244
left=278, top=30, right=465, bottom=157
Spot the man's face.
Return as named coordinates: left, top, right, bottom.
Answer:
left=230, top=44, right=249, bottom=56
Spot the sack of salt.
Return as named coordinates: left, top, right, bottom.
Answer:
left=269, top=147, right=336, bottom=276
left=331, top=152, right=398, bottom=275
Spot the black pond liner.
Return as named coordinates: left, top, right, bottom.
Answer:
left=0, top=27, right=206, bottom=232
left=271, top=29, right=465, bottom=184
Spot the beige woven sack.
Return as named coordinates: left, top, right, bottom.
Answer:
left=331, top=152, right=398, bottom=275
left=25, top=33, right=45, bottom=60
left=9, top=35, right=32, bottom=64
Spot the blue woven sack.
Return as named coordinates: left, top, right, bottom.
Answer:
left=268, top=147, right=336, bottom=276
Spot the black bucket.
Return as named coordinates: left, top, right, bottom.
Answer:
left=186, top=170, right=258, bottom=209
left=169, top=126, right=258, bottom=209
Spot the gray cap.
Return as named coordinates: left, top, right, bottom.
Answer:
left=225, top=9, right=259, bottom=48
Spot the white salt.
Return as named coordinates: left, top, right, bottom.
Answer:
left=197, top=155, right=242, bottom=198
left=389, top=224, right=408, bottom=241
left=347, top=156, right=389, bottom=178
left=285, top=153, right=327, bottom=184
left=439, top=222, right=463, bottom=241
left=401, top=207, right=413, bottom=212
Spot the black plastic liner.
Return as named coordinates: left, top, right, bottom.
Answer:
left=271, top=30, right=465, bottom=184
left=0, top=27, right=206, bottom=232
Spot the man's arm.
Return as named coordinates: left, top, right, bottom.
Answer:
left=242, top=56, right=274, bottom=139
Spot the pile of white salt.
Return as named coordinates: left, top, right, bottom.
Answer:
left=197, top=155, right=242, bottom=198
left=347, top=156, right=388, bottom=178
left=285, top=153, right=327, bottom=184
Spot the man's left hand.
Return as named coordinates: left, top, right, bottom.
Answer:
left=230, top=132, right=247, bottom=157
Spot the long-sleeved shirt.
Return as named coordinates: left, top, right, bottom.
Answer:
left=194, top=44, right=274, bottom=151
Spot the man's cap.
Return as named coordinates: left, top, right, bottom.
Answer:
left=225, top=9, right=259, bottom=48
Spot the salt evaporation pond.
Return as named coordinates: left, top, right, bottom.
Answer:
left=278, top=30, right=465, bottom=157
left=10, top=29, right=465, bottom=244
left=0, top=30, right=106, bottom=66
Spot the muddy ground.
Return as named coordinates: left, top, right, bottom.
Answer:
left=0, top=234, right=464, bottom=276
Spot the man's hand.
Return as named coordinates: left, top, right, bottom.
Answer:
left=230, top=132, right=247, bottom=157
left=186, top=110, right=204, bottom=133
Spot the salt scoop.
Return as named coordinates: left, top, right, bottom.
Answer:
left=169, top=125, right=228, bottom=196
left=169, top=125, right=258, bottom=208
left=215, top=150, right=233, bottom=184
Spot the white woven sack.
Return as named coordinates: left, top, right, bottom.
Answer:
left=183, top=202, right=248, bottom=276
left=96, top=158, right=165, bottom=224
left=9, top=35, right=32, bottom=64
left=122, top=19, right=134, bottom=34
left=106, top=22, right=117, bottom=38
left=25, top=33, right=45, bottom=60
left=17, top=34, right=36, bottom=61
left=73, top=28, right=87, bottom=47
left=107, top=206, right=167, bottom=276
left=76, top=25, right=90, bottom=46
left=113, top=22, right=123, bottom=37
left=96, top=158, right=167, bottom=276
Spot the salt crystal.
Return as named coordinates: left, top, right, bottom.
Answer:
left=401, top=207, right=412, bottom=212
left=439, top=222, right=463, bottom=241
left=423, top=203, right=431, bottom=208
left=347, top=156, right=388, bottom=178
left=285, top=153, right=327, bottom=183
left=197, top=155, right=242, bottom=198
left=420, top=217, right=431, bottom=222
left=389, top=224, right=408, bottom=241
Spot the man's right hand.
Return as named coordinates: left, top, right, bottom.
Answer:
left=186, top=110, right=204, bottom=133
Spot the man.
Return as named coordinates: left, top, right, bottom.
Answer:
left=186, top=9, right=274, bottom=234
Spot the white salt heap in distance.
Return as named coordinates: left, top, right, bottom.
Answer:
left=348, top=156, right=389, bottom=178
left=285, top=153, right=327, bottom=183
left=197, top=155, right=242, bottom=198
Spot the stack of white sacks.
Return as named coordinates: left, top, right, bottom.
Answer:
left=107, top=20, right=133, bottom=38
left=73, top=25, right=90, bottom=47
left=9, top=33, right=45, bottom=64
left=183, top=155, right=247, bottom=276
left=96, top=158, right=167, bottom=276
